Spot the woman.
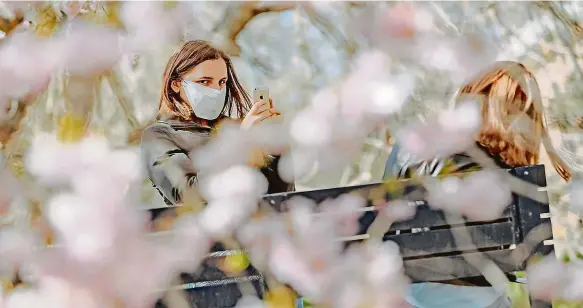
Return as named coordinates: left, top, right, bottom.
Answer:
left=142, top=40, right=293, bottom=307
left=384, top=61, right=571, bottom=308
left=142, top=40, right=292, bottom=210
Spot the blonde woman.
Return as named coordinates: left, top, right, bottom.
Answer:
left=384, top=61, right=570, bottom=308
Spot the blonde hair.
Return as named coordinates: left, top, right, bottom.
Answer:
left=457, top=61, right=570, bottom=181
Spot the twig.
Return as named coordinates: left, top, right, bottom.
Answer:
left=105, top=71, right=139, bottom=130
left=163, top=276, right=194, bottom=308
left=222, top=1, right=297, bottom=55
left=444, top=212, right=510, bottom=295
left=428, top=2, right=460, bottom=35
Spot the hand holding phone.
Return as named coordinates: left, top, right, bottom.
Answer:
left=253, top=86, right=272, bottom=108
left=242, top=86, right=281, bottom=129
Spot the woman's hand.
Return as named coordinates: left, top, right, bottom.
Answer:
left=241, top=98, right=280, bottom=129
left=265, top=108, right=283, bottom=124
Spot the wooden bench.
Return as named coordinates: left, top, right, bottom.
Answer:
left=150, top=164, right=553, bottom=308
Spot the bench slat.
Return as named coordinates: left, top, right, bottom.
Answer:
left=404, top=249, right=522, bottom=282
left=352, top=204, right=515, bottom=233
left=386, top=221, right=517, bottom=258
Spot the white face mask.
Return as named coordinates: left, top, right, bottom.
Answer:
left=181, top=80, right=227, bottom=120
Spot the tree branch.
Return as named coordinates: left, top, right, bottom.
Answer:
left=127, top=119, right=156, bottom=145
left=0, top=8, right=23, bottom=35
left=534, top=1, right=583, bottom=38
left=106, top=71, right=139, bottom=129
left=222, top=1, right=297, bottom=56
left=0, top=99, right=29, bottom=147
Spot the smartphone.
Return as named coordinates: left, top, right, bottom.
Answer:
left=253, top=86, right=272, bottom=108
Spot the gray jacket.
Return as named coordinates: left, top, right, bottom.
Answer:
left=141, top=119, right=211, bottom=205
left=141, top=119, right=293, bottom=207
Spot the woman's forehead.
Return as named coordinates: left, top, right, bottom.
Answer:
left=183, top=59, right=228, bottom=80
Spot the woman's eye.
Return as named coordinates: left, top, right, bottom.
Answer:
left=219, top=79, right=227, bottom=85
left=196, top=80, right=209, bottom=85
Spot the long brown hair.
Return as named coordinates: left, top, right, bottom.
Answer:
left=157, top=40, right=252, bottom=122
left=456, top=61, right=571, bottom=181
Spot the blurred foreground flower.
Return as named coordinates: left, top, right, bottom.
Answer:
left=120, top=1, right=192, bottom=53
left=425, top=170, right=511, bottom=220
left=354, top=3, right=498, bottom=84
left=0, top=32, right=56, bottom=99
left=378, top=200, right=417, bottom=222
left=17, top=134, right=213, bottom=307
left=527, top=256, right=583, bottom=302
left=397, top=100, right=481, bottom=160
left=198, top=165, right=268, bottom=239
left=283, top=50, right=415, bottom=184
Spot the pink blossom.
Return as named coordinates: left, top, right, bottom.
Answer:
left=0, top=32, right=56, bottom=99
left=199, top=165, right=268, bottom=201
left=71, top=149, right=142, bottom=202
left=110, top=244, right=175, bottom=308
left=25, top=134, right=111, bottom=187
left=364, top=240, right=404, bottom=285
left=319, top=194, right=367, bottom=237
left=268, top=237, right=323, bottom=298
left=398, top=101, right=481, bottom=160
left=288, top=197, right=317, bottom=236
left=199, top=197, right=258, bottom=239
left=380, top=200, right=417, bottom=221
left=527, top=257, right=570, bottom=301
left=380, top=3, right=419, bottom=38
left=36, top=276, right=103, bottom=308
left=310, top=87, right=341, bottom=118
left=58, top=1, right=86, bottom=19
left=282, top=140, right=364, bottom=185
left=262, top=196, right=368, bottom=299
left=247, top=122, right=291, bottom=155
left=276, top=151, right=307, bottom=184
left=419, top=34, right=499, bottom=84
left=323, top=240, right=409, bottom=306
left=4, top=288, right=42, bottom=308
left=192, top=124, right=253, bottom=172
left=237, top=217, right=283, bottom=268
left=425, top=170, right=511, bottom=221
left=0, top=20, right=126, bottom=101
left=357, top=4, right=497, bottom=83
left=0, top=228, right=39, bottom=277
left=120, top=2, right=192, bottom=53
left=339, top=51, right=413, bottom=119
left=333, top=281, right=366, bottom=308
left=290, top=110, right=332, bottom=147
left=46, top=193, right=115, bottom=265
left=170, top=213, right=213, bottom=272
left=56, top=21, right=123, bottom=75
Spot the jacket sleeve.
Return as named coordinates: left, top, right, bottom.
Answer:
left=141, top=124, right=198, bottom=205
